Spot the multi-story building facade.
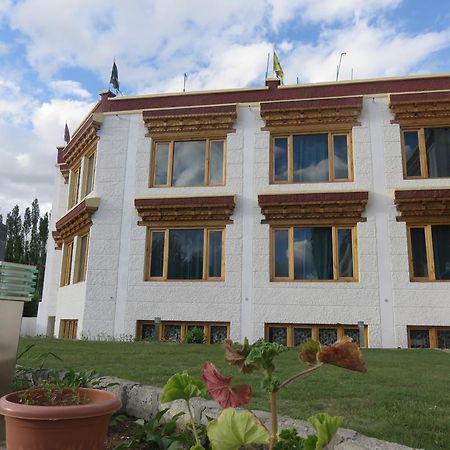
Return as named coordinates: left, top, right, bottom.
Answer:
left=37, top=74, right=450, bottom=349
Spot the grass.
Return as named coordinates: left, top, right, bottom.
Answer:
left=17, top=337, right=450, bottom=450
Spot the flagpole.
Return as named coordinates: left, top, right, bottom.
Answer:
left=183, top=73, right=187, bottom=92
left=265, top=52, right=270, bottom=80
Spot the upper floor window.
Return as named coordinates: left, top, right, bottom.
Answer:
left=408, top=224, right=450, bottom=281
left=60, top=232, right=90, bottom=286
left=271, top=226, right=357, bottom=281
left=60, top=240, right=74, bottom=287
left=271, top=133, right=352, bottom=183
left=402, top=127, right=450, bottom=178
left=68, top=165, right=81, bottom=210
left=151, top=139, right=225, bottom=187
left=146, top=227, right=224, bottom=281
left=67, top=149, right=97, bottom=210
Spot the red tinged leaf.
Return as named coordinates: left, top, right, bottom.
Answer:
left=319, top=336, right=367, bottom=373
left=223, top=339, right=257, bottom=374
left=202, top=362, right=252, bottom=409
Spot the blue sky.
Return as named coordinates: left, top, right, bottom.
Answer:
left=1, top=0, right=450, bottom=218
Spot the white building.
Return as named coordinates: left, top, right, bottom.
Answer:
left=37, top=74, right=450, bottom=349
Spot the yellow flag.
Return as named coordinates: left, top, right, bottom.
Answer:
left=273, top=50, right=284, bottom=79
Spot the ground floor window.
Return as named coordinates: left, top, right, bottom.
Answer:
left=59, top=319, right=78, bottom=339
left=265, top=323, right=367, bottom=347
left=136, top=320, right=229, bottom=344
left=146, top=227, right=224, bottom=281
left=408, top=326, right=450, bottom=348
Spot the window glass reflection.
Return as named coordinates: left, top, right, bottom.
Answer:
left=293, top=134, right=329, bottom=182
left=168, top=229, right=204, bottom=279
left=432, top=225, right=450, bottom=280
left=208, top=231, right=222, bottom=278
left=410, top=228, right=428, bottom=278
left=425, top=128, right=450, bottom=177
left=210, top=141, right=224, bottom=184
left=173, top=141, right=205, bottom=186
left=274, top=230, right=289, bottom=277
left=274, top=137, right=288, bottom=181
left=150, top=231, right=165, bottom=277
left=333, top=135, right=349, bottom=180
left=403, top=131, right=421, bottom=177
left=338, top=228, right=353, bottom=278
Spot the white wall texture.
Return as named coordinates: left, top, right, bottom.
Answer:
left=38, top=94, right=450, bottom=347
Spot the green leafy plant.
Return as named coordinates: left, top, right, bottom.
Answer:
left=185, top=327, right=205, bottom=344
left=18, top=384, right=88, bottom=406
left=114, top=409, right=197, bottom=450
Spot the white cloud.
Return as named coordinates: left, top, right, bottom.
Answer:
left=49, top=80, right=91, bottom=99
left=15, top=153, right=31, bottom=168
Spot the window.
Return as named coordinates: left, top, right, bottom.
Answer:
left=68, top=165, right=81, bottom=209
left=408, top=326, right=450, bottom=349
left=151, top=139, right=225, bottom=187
left=136, top=320, right=229, bottom=343
left=82, top=151, right=96, bottom=197
left=74, top=233, right=90, bottom=283
left=271, top=226, right=357, bottom=281
left=266, top=323, right=366, bottom=347
left=271, top=133, right=352, bottom=183
left=60, top=241, right=74, bottom=287
left=408, top=225, right=450, bottom=281
left=146, top=228, right=224, bottom=280
left=59, top=319, right=78, bottom=339
left=402, top=127, right=450, bottom=178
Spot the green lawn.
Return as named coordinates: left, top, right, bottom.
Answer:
left=17, top=337, right=450, bottom=450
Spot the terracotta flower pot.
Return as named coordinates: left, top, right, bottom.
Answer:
left=0, top=387, right=121, bottom=450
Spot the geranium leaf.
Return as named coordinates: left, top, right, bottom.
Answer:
left=245, top=340, right=288, bottom=372
left=207, top=408, right=270, bottom=450
left=223, top=339, right=257, bottom=373
left=319, top=336, right=367, bottom=372
left=202, top=362, right=251, bottom=408
left=308, top=413, right=343, bottom=450
left=161, top=371, right=206, bottom=403
left=299, top=339, right=321, bottom=366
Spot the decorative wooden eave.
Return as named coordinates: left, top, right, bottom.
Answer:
left=394, top=189, right=450, bottom=224
left=61, top=113, right=103, bottom=169
left=142, top=105, right=237, bottom=139
left=57, top=146, right=70, bottom=183
left=52, top=197, right=100, bottom=249
left=390, top=91, right=450, bottom=127
left=258, top=191, right=369, bottom=225
left=260, top=96, right=363, bottom=133
left=134, top=195, right=236, bottom=227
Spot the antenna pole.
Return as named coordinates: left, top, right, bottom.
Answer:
left=336, top=52, right=347, bottom=81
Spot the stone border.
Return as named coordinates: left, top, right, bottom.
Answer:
left=98, top=376, right=421, bottom=450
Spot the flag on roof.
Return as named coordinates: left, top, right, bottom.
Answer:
left=273, top=50, right=284, bottom=80
left=110, top=60, right=120, bottom=93
left=64, top=123, right=70, bottom=144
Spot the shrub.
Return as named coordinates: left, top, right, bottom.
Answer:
left=185, top=327, right=205, bottom=344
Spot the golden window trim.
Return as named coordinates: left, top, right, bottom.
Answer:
left=81, top=148, right=97, bottom=198
left=73, top=232, right=90, bottom=284
left=270, top=225, right=358, bottom=282
left=270, top=132, right=354, bottom=184
left=53, top=197, right=100, bottom=249
left=400, top=127, right=450, bottom=179
left=60, top=240, right=74, bottom=287
left=258, top=191, right=368, bottom=226
left=407, top=325, right=450, bottom=349
left=260, top=97, right=362, bottom=133
left=136, top=320, right=230, bottom=344
left=143, top=105, right=237, bottom=138
left=394, top=189, right=450, bottom=224
left=135, top=195, right=235, bottom=226
left=150, top=138, right=226, bottom=188
left=144, top=226, right=225, bottom=282
left=406, top=224, right=450, bottom=282
left=265, top=323, right=368, bottom=348
left=62, top=115, right=102, bottom=169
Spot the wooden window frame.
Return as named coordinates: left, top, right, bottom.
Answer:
left=59, top=319, right=78, bottom=339
left=145, top=227, right=225, bottom=281
left=270, top=132, right=353, bottom=184
left=81, top=148, right=97, bottom=198
left=270, top=225, right=358, bottom=282
left=67, top=164, right=81, bottom=210
left=407, top=224, right=450, bottom=282
left=136, top=320, right=230, bottom=344
left=401, top=126, right=450, bottom=179
left=265, top=323, right=368, bottom=347
left=60, top=240, right=74, bottom=287
left=407, top=326, right=450, bottom=349
left=150, top=138, right=226, bottom=187
left=73, top=232, right=90, bottom=284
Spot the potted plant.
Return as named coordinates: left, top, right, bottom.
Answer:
left=0, top=380, right=121, bottom=450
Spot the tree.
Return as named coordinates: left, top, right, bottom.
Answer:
left=5, top=205, right=23, bottom=263
left=22, top=207, right=31, bottom=264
